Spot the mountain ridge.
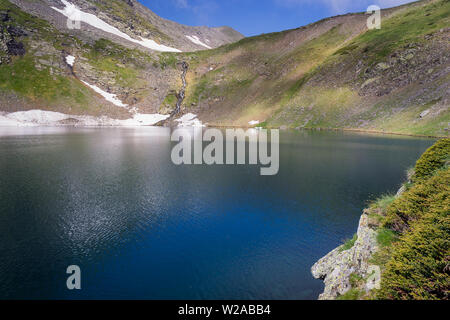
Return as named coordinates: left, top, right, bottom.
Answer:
left=0, top=0, right=448, bottom=136
left=9, top=0, right=244, bottom=52
left=178, top=0, right=448, bottom=136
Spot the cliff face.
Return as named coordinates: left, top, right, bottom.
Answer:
left=311, top=210, right=380, bottom=300
left=312, top=177, right=412, bottom=300
left=312, top=138, right=450, bottom=300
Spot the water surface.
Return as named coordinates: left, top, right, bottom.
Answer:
left=0, top=127, right=433, bottom=299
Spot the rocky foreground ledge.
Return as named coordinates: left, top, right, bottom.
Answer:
left=311, top=210, right=381, bottom=300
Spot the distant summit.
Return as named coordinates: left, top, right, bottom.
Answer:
left=9, top=0, right=244, bottom=52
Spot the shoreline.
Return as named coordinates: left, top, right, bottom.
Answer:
left=0, top=121, right=445, bottom=139
left=206, top=123, right=446, bottom=139
left=0, top=109, right=445, bottom=138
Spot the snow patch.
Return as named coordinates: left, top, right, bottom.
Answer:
left=81, top=80, right=128, bottom=108
left=7, top=110, right=70, bottom=124
left=175, top=113, right=204, bottom=127
left=0, top=114, right=37, bottom=127
left=248, top=120, right=260, bottom=126
left=118, top=113, right=170, bottom=126
left=186, top=35, right=212, bottom=49
left=52, top=1, right=181, bottom=52
left=66, top=55, right=75, bottom=66
left=0, top=110, right=170, bottom=127
left=420, top=109, right=430, bottom=118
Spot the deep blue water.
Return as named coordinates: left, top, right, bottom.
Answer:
left=0, top=127, right=434, bottom=299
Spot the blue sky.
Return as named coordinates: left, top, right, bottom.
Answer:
left=140, top=0, right=417, bottom=36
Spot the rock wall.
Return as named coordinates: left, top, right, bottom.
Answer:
left=312, top=180, right=411, bottom=300
left=0, top=12, right=26, bottom=65
left=311, top=211, right=380, bottom=299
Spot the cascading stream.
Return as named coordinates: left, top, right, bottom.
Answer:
left=173, top=61, right=188, bottom=116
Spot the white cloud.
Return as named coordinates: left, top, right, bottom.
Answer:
left=276, top=0, right=416, bottom=14
left=167, top=0, right=219, bottom=25
left=175, top=0, right=189, bottom=8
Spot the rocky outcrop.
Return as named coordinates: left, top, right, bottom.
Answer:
left=0, top=12, right=26, bottom=65
left=0, top=26, right=11, bottom=64
left=311, top=211, right=380, bottom=300
left=357, top=30, right=450, bottom=98
left=311, top=177, right=413, bottom=300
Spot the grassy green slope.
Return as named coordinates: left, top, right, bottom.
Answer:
left=271, top=0, right=449, bottom=136
left=179, top=0, right=449, bottom=136
left=0, top=0, right=96, bottom=113
left=0, top=0, right=180, bottom=117
left=1, top=0, right=448, bottom=133
left=180, top=13, right=369, bottom=126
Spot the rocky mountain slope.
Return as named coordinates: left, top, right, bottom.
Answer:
left=10, top=0, right=243, bottom=52
left=180, top=0, right=449, bottom=136
left=0, top=0, right=242, bottom=124
left=0, top=0, right=448, bottom=136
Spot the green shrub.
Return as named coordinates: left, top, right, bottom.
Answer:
left=385, top=166, right=449, bottom=233
left=378, top=168, right=450, bottom=300
left=413, top=138, right=450, bottom=182
left=374, top=139, right=450, bottom=300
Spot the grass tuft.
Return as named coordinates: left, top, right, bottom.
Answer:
left=371, top=194, right=396, bottom=213
left=339, top=234, right=358, bottom=252
left=376, top=228, right=398, bottom=248
left=336, top=288, right=363, bottom=300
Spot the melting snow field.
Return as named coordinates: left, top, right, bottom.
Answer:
left=120, top=113, right=170, bottom=126
left=6, top=110, right=70, bottom=125
left=0, top=113, right=37, bottom=127
left=81, top=80, right=128, bottom=108
left=64, top=56, right=127, bottom=108
left=52, top=0, right=181, bottom=52
left=176, top=113, right=204, bottom=127
left=186, top=35, right=212, bottom=49
left=0, top=110, right=170, bottom=127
